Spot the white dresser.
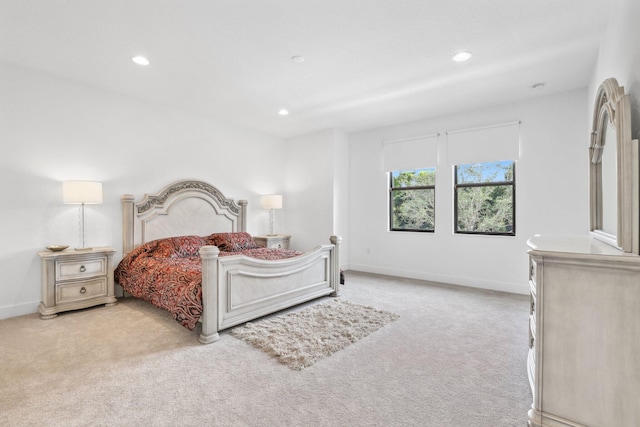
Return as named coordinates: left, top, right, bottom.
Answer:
left=527, top=235, right=640, bottom=427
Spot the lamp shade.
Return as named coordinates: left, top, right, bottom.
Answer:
left=261, top=194, right=282, bottom=210
left=63, top=181, right=103, bottom=205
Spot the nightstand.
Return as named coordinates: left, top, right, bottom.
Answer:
left=38, top=247, right=117, bottom=319
left=253, top=235, right=291, bottom=249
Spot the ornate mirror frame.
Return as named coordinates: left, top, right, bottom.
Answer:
left=589, top=77, right=639, bottom=253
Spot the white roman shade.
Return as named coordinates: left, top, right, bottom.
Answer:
left=447, top=121, right=520, bottom=165
left=382, top=133, right=439, bottom=171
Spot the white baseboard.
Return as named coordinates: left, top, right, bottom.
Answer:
left=0, top=269, right=527, bottom=321
left=0, top=301, right=39, bottom=320
left=346, top=263, right=529, bottom=295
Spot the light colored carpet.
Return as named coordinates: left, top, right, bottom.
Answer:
left=0, top=271, right=531, bottom=426
left=231, top=299, right=400, bottom=370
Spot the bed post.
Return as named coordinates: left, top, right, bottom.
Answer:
left=330, top=235, right=342, bottom=297
left=199, top=245, right=220, bottom=344
left=122, top=194, right=135, bottom=256
left=238, top=199, right=248, bottom=232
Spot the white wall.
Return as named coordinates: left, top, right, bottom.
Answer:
left=347, top=89, right=589, bottom=294
left=0, top=62, right=286, bottom=319
left=283, top=129, right=349, bottom=261
left=282, top=130, right=334, bottom=251
left=590, top=0, right=640, bottom=140
left=333, top=129, right=350, bottom=261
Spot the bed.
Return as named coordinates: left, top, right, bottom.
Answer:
left=115, top=179, right=342, bottom=344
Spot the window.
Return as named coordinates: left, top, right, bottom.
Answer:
left=454, top=160, right=515, bottom=235
left=389, top=168, right=436, bottom=232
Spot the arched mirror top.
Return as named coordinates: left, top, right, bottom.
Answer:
left=589, top=77, right=639, bottom=253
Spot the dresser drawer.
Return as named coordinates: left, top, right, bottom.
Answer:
left=56, top=277, right=107, bottom=304
left=527, top=348, right=535, bottom=396
left=529, top=315, right=536, bottom=348
left=530, top=290, right=536, bottom=315
left=529, top=278, right=537, bottom=298
left=56, top=256, right=107, bottom=281
left=529, top=258, right=537, bottom=286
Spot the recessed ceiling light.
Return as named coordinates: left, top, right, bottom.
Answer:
left=532, top=82, right=545, bottom=90
left=132, top=56, right=150, bottom=66
left=291, top=56, right=305, bottom=63
left=278, top=109, right=289, bottom=116
left=452, top=51, right=472, bottom=62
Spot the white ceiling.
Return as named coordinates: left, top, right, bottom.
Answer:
left=0, top=1, right=612, bottom=139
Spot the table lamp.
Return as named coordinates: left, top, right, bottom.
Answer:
left=63, top=180, right=103, bottom=250
left=261, top=194, right=282, bottom=236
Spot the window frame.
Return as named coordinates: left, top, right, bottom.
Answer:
left=388, top=168, right=436, bottom=233
left=453, top=161, right=516, bottom=236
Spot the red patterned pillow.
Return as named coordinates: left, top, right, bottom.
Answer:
left=152, top=235, right=206, bottom=258
left=207, top=232, right=258, bottom=252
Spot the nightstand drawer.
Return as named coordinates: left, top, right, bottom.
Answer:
left=56, top=277, right=107, bottom=304
left=56, top=257, right=106, bottom=281
left=254, top=235, right=291, bottom=250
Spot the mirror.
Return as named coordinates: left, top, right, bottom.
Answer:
left=589, top=78, right=639, bottom=253
left=600, top=116, right=617, bottom=235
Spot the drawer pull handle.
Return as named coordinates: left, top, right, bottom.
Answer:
left=80, top=287, right=87, bottom=294
left=79, top=265, right=86, bottom=273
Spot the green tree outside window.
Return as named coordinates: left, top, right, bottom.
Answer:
left=390, top=168, right=436, bottom=232
left=454, top=161, right=515, bottom=235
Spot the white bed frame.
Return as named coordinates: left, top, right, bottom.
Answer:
left=120, top=179, right=342, bottom=344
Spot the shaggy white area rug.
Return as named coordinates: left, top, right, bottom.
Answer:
left=231, top=299, right=400, bottom=370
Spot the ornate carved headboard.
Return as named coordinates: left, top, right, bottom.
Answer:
left=122, top=179, right=248, bottom=256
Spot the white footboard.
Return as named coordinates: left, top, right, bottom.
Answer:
left=198, top=235, right=342, bottom=344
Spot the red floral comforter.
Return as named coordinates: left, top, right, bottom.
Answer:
left=114, top=233, right=301, bottom=330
